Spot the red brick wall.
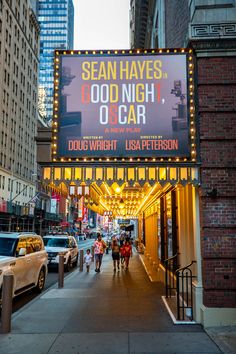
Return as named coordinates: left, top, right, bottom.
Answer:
left=197, top=56, right=236, bottom=307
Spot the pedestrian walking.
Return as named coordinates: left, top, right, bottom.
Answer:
left=123, top=239, right=132, bottom=270
left=119, top=232, right=125, bottom=246
left=111, top=238, right=120, bottom=271
left=94, top=233, right=107, bottom=272
left=120, top=243, right=125, bottom=268
left=84, top=248, right=92, bottom=272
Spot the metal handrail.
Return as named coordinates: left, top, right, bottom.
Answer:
left=175, top=260, right=197, bottom=321
left=164, top=253, right=178, bottom=263
left=175, top=260, right=196, bottom=273
left=164, top=253, right=178, bottom=298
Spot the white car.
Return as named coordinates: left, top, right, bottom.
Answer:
left=43, top=235, right=79, bottom=271
left=0, top=232, right=48, bottom=304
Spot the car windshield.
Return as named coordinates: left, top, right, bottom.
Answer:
left=0, top=237, right=16, bottom=256
left=44, top=237, right=69, bottom=248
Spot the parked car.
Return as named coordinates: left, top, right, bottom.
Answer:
left=43, top=235, right=79, bottom=271
left=0, top=232, right=48, bottom=305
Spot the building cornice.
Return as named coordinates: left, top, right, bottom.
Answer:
left=190, top=22, right=236, bottom=40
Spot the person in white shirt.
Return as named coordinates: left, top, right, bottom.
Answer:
left=93, top=233, right=106, bottom=272
left=84, top=248, right=92, bottom=272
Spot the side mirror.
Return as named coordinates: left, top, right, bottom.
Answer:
left=18, top=247, right=26, bottom=256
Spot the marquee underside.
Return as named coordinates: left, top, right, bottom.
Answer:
left=42, top=166, right=199, bottom=218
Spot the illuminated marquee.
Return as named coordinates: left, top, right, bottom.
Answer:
left=52, top=49, right=196, bottom=162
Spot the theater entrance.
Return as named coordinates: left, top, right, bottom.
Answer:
left=37, top=47, right=203, bottom=323
left=40, top=164, right=202, bottom=323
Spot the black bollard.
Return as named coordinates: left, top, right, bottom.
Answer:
left=79, top=249, right=84, bottom=271
left=58, top=254, right=64, bottom=288
left=1, top=274, right=14, bottom=333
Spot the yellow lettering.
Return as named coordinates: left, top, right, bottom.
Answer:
left=110, top=84, right=118, bottom=102
left=97, top=61, right=116, bottom=80
left=82, top=59, right=163, bottom=81
left=90, top=61, right=98, bottom=80
left=120, top=61, right=129, bottom=80
left=127, top=105, right=136, bottom=124
left=137, top=61, right=146, bottom=79
left=146, top=61, right=153, bottom=79
left=129, top=61, right=138, bottom=79
left=136, top=83, right=144, bottom=102
left=98, top=62, right=107, bottom=80
left=81, top=62, right=90, bottom=80
left=107, top=61, right=116, bottom=80
left=154, top=60, right=162, bottom=79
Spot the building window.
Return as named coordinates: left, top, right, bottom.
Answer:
left=8, top=178, right=11, bottom=192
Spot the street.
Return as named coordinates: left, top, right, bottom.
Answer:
left=3, top=239, right=95, bottom=314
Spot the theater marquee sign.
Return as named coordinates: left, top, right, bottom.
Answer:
left=52, top=49, right=196, bottom=161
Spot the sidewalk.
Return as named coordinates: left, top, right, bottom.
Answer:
left=205, top=326, right=236, bottom=354
left=0, top=251, right=234, bottom=354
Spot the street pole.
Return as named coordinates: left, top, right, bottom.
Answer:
left=39, top=219, right=42, bottom=235
left=8, top=216, right=11, bottom=232
left=32, top=217, right=35, bottom=232
left=9, top=184, right=28, bottom=203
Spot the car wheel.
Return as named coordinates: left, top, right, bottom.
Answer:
left=35, top=268, right=45, bottom=293
left=65, top=257, right=71, bottom=272
left=72, top=254, right=78, bottom=268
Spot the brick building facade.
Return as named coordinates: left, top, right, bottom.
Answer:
left=130, top=0, right=236, bottom=326
left=198, top=56, right=236, bottom=309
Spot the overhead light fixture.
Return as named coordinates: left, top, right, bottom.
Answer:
left=115, top=187, right=121, bottom=194
left=119, top=198, right=125, bottom=209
